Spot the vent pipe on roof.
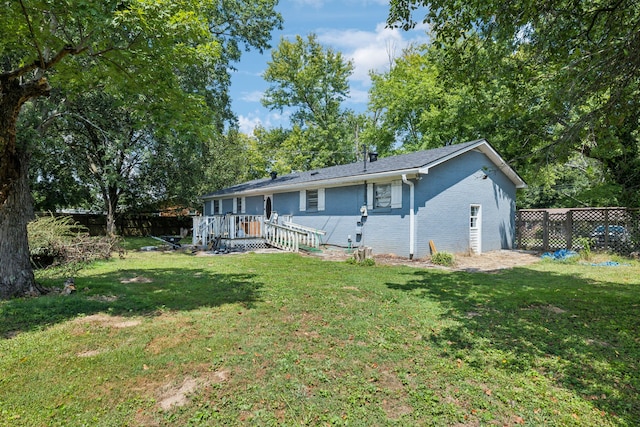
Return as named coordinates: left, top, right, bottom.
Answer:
left=270, top=171, right=277, bottom=180
left=368, top=152, right=378, bottom=162
left=363, top=146, right=367, bottom=172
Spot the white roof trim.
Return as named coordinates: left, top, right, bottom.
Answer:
left=419, top=140, right=527, bottom=188
left=203, top=169, right=422, bottom=200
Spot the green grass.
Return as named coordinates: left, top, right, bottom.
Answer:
left=1, top=251, right=639, bottom=426
left=120, top=236, right=170, bottom=251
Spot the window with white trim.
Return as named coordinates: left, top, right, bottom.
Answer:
left=299, top=188, right=325, bottom=212
left=213, top=200, right=220, bottom=215
left=367, top=180, right=402, bottom=210
left=233, top=197, right=245, bottom=214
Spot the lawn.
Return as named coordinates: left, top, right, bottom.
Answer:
left=1, top=248, right=639, bottom=426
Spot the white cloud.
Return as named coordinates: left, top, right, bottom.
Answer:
left=291, top=0, right=325, bottom=8
left=346, top=88, right=370, bottom=105
left=238, top=110, right=293, bottom=134
left=240, top=90, right=264, bottom=102
left=238, top=114, right=263, bottom=134
left=317, top=22, right=429, bottom=87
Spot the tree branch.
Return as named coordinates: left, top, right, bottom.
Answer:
left=584, top=0, right=626, bottom=43
left=19, top=0, right=45, bottom=69
left=0, top=45, right=85, bottom=81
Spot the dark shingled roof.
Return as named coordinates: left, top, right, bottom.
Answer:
left=202, top=139, right=505, bottom=198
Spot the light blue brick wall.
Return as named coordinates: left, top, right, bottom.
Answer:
left=293, top=150, right=516, bottom=257
left=269, top=186, right=367, bottom=246
left=272, top=192, right=298, bottom=216
left=415, top=150, right=516, bottom=256
left=274, top=184, right=412, bottom=254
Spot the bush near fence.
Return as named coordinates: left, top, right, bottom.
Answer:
left=516, top=207, right=640, bottom=254
left=36, top=213, right=193, bottom=237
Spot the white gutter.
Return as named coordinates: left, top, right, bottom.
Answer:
left=402, top=174, right=415, bottom=260
left=203, top=169, right=421, bottom=200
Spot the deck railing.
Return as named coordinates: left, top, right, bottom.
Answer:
left=282, top=221, right=326, bottom=249
left=193, top=214, right=272, bottom=246
left=193, top=214, right=324, bottom=252
left=263, top=221, right=301, bottom=252
left=262, top=221, right=324, bottom=252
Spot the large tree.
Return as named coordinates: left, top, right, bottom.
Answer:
left=0, top=0, right=281, bottom=298
left=260, top=34, right=360, bottom=171
left=36, top=91, right=171, bottom=234
left=387, top=0, right=640, bottom=206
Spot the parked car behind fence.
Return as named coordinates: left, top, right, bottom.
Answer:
left=590, top=225, right=631, bottom=248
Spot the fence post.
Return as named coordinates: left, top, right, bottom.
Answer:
left=516, top=211, right=522, bottom=249
left=604, top=208, right=610, bottom=249
left=566, top=210, right=573, bottom=250
left=542, top=211, right=549, bottom=251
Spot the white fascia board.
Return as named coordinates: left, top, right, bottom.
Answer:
left=204, top=168, right=422, bottom=199
left=418, top=140, right=527, bottom=188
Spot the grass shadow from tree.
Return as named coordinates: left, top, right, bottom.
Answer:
left=1, top=268, right=262, bottom=338
left=386, top=266, right=640, bottom=425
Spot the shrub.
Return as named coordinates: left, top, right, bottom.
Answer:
left=431, top=251, right=455, bottom=267
left=345, top=257, right=376, bottom=266
left=28, top=215, right=122, bottom=270
left=575, top=237, right=593, bottom=261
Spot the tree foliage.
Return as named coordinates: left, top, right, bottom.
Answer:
left=260, top=34, right=360, bottom=172
left=386, top=0, right=640, bottom=206
left=0, top=0, right=281, bottom=298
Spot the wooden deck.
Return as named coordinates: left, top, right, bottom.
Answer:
left=192, top=214, right=325, bottom=252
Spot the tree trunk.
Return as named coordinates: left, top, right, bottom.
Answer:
left=1, top=76, right=50, bottom=298
left=106, top=202, right=117, bottom=236
left=0, top=149, right=37, bottom=298
left=104, top=186, right=120, bottom=236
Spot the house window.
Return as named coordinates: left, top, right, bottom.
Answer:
left=213, top=200, right=220, bottom=215
left=235, top=197, right=242, bottom=214
left=367, top=181, right=402, bottom=210
left=299, top=189, right=325, bottom=211
left=306, top=190, right=318, bottom=210
left=470, top=205, right=480, bottom=228
left=374, top=183, right=391, bottom=208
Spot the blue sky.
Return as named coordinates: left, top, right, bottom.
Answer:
left=230, top=0, right=429, bottom=133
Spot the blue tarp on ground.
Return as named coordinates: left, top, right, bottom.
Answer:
left=584, top=261, right=629, bottom=267
left=541, top=249, right=629, bottom=266
left=541, top=249, right=578, bottom=260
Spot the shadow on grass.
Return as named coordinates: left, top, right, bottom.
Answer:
left=386, top=267, right=640, bottom=424
left=1, top=268, right=262, bottom=338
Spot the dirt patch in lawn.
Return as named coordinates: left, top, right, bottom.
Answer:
left=311, top=246, right=541, bottom=272
left=76, top=349, right=103, bottom=358
left=157, top=369, right=230, bottom=411
left=120, top=275, right=153, bottom=284
left=73, top=313, right=142, bottom=329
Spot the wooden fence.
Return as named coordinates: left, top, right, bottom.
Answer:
left=516, top=207, right=640, bottom=254
left=38, top=213, right=193, bottom=237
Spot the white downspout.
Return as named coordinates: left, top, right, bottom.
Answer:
left=402, top=174, right=415, bottom=260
